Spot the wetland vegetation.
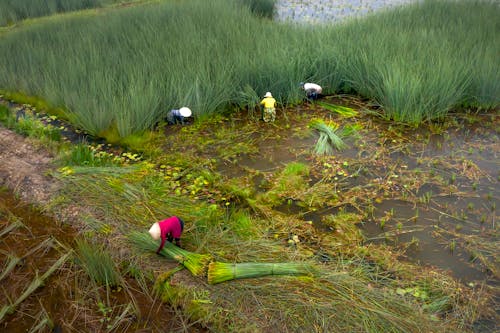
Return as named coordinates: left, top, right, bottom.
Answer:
left=0, top=0, right=498, bottom=332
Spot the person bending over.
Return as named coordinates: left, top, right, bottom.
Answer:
left=149, top=216, right=184, bottom=253
left=300, top=82, right=322, bottom=100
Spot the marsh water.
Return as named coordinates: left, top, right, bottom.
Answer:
left=218, top=109, right=499, bottom=286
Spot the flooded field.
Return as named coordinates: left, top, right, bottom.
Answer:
left=211, top=101, right=499, bottom=287
left=275, top=0, right=421, bottom=24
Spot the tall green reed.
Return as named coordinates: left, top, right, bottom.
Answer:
left=0, top=0, right=497, bottom=138
left=0, top=0, right=107, bottom=26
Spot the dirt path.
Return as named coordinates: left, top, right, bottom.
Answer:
left=0, top=127, right=59, bottom=205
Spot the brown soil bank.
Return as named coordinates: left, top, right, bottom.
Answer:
left=0, top=127, right=59, bottom=205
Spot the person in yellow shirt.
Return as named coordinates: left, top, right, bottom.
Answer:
left=260, top=92, right=276, bottom=122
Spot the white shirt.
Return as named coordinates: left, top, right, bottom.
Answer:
left=303, top=83, right=322, bottom=93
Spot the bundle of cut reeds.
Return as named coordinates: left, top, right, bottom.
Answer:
left=128, top=232, right=212, bottom=276
left=207, top=261, right=317, bottom=284
left=309, top=119, right=347, bottom=154
left=316, top=101, right=358, bottom=117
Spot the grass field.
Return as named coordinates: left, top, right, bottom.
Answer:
left=0, top=0, right=115, bottom=26
left=0, top=0, right=497, bottom=139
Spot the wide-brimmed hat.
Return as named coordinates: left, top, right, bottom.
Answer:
left=149, top=223, right=161, bottom=240
left=179, top=107, right=192, bottom=117
left=264, top=92, right=272, bottom=98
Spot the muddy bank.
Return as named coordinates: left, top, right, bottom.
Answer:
left=0, top=128, right=203, bottom=332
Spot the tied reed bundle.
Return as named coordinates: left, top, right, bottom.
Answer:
left=129, top=232, right=212, bottom=276
left=309, top=119, right=347, bottom=154
left=207, top=261, right=317, bottom=284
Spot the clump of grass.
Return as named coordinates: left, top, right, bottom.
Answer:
left=75, top=239, right=121, bottom=287
left=12, top=116, right=62, bottom=142
left=128, top=231, right=212, bottom=276
left=226, top=209, right=259, bottom=240
left=309, top=118, right=346, bottom=154
left=154, top=275, right=215, bottom=326
left=207, top=261, right=317, bottom=284
left=322, top=211, right=364, bottom=245
left=0, top=104, right=13, bottom=124
left=60, top=142, right=121, bottom=167
left=257, top=161, right=311, bottom=207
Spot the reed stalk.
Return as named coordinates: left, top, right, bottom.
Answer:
left=309, top=119, right=347, bottom=154
left=0, top=252, right=71, bottom=322
left=0, top=237, right=53, bottom=282
left=0, top=220, right=22, bottom=238
left=316, top=101, right=358, bottom=117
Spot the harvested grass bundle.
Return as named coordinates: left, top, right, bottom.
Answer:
left=316, top=101, right=358, bottom=117
left=309, top=119, right=346, bottom=154
left=128, top=232, right=212, bottom=276
left=207, top=261, right=317, bottom=284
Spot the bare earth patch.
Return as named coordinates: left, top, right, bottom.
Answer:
left=0, top=127, right=59, bottom=205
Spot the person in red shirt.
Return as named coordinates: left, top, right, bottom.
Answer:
left=148, top=216, right=184, bottom=253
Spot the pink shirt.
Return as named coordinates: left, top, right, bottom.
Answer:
left=156, top=216, right=183, bottom=253
left=158, top=216, right=182, bottom=240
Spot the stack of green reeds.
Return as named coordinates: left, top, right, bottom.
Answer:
left=207, top=262, right=317, bottom=284
left=316, top=101, right=358, bottom=118
left=309, top=119, right=347, bottom=154
left=129, top=232, right=212, bottom=276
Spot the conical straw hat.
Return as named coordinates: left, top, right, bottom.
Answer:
left=149, top=223, right=161, bottom=240
left=179, top=107, right=192, bottom=117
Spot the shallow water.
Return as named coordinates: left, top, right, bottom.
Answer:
left=275, top=0, right=421, bottom=24
left=227, top=109, right=499, bottom=285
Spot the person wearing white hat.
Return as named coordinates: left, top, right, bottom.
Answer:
left=300, top=82, right=322, bottom=100
left=259, top=92, right=276, bottom=122
left=149, top=216, right=185, bottom=253
left=166, top=106, right=192, bottom=125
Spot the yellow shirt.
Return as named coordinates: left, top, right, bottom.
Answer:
left=260, top=97, right=276, bottom=108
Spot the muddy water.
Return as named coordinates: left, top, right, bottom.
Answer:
left=358, top=125, right=499, bottom=284
left=0, top=189, right=77, bottom=332
left=0, top=188, right=185, bottom=333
